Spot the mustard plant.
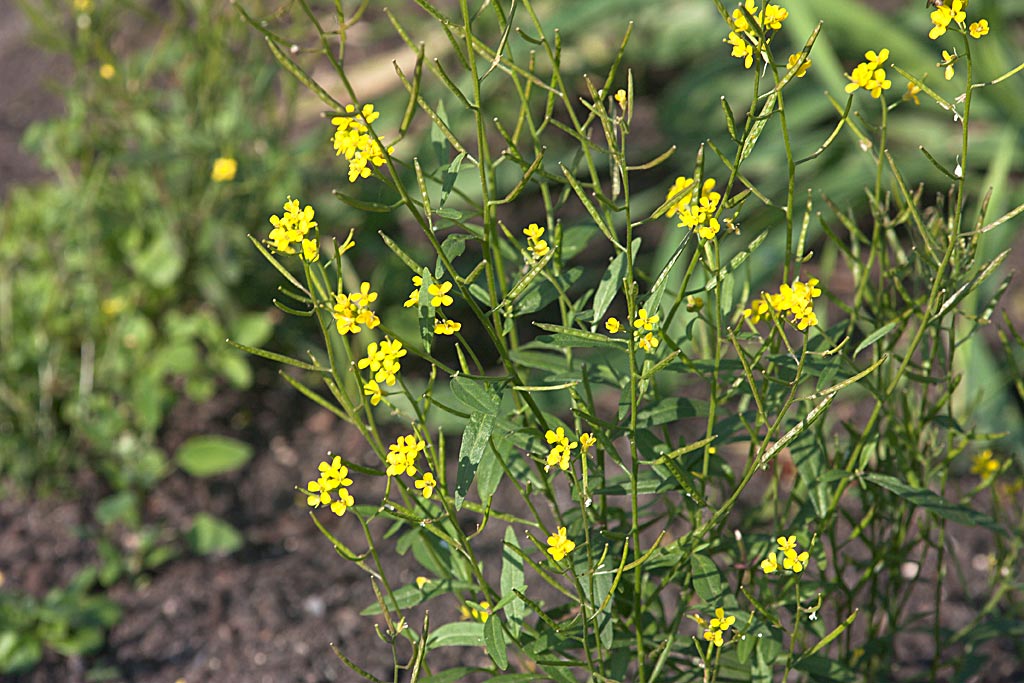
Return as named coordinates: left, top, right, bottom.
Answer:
left=237, top=1, right=1024, bottom=680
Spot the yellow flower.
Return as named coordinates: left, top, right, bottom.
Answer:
left=760, top=552, right=779, bottom=574
left=703, top=627, right=725, bottom=648
left=579, top=432, right=596, bottom=451
left=940, top=49, right=956, bottom=80
left=415, top=576, right=431, bottom=589
left=523, top=223, right=550, bottom=260
left=776, top=535, right=797, bottom=553
left=709, top=607, right=735, bottom=632
left=969, top=19, right=989, bottom=39
left=268, top=196, right=317, bottom=255
left=211, top=156, right=237, bottom=183
left=99, top=63, right=116, bottom=80
left=546, top=526, right=576, bottom=561
left=461, top=601, right=491, bottom=623
left=331, top=103, right=393, bottom=182
left=614, top=89, right=627, bottom=109
left=905, top=81, right=922, bottom=106
left=786, top=53, right=811, bottom=78
left=428, top=281, right=454, bottom=307
left=415, top=472, right=437, bottom=499
left=363, top=380, right=383, bottom=406
left=301, top=238, right=319, bottom=263
left=637, top=332, right=659, bottom=352
left=434, top=319, right=462, bottom=335
left=782, top=549, right=810, bottom=573
left=970, top=449, right=1000, bottom=477
left=725, top=31, right=754, bottom=69
left=928, top=0, right=965, bottom=40
left=633, top=308, right=659, bottom=331
left=330, top=488, right=354, bottom=517
left=73, top=0, right=93, bottom=12
left=544, top=427, right=578, bottom=472
left=405, top=275, right=423, bottom=308
left=605, top=317, right=622, bottom=334
left=845, top=51, right=893, bottom=99
left=386, top=434, right=425, bottom=477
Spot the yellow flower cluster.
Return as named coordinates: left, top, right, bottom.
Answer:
left=523, top=223, right=550, bottom=261
left=386, top=434, right=425, bottom=477
left=701, top=607, right=736, bottom=648
left=844, top=48, right=892, bottom=99
left=970, top=449, right=1000, bottom=478
left=331, top=103, right=393, bottom=183
left=724, top=1, right=789, bottom=69
left=305, top=455, right=355, bottom=517
left=333, top=282, right=381, bottom=335
left=460, top=601, right=491, bottom=623
left=761, top=535, right=810, bottom=574
left=403, top=276, right=462, bottom=336
left=546, top=526, right=576, bottom=562
left=358, top=338, right=406, bottom=386
left=385, top=434, right=438, bottom=500
left=927, top=0, right=989, bottom=40
left=665, top=177, right=722, bottom=240
left=268, top=196, right=320, bottom=261
left=544, top=427, right=577, bottom=472
left=743, top=276, right=822, bottom=331
left=633, top=308, right=661, bottom=352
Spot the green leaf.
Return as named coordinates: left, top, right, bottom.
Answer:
left=450, top=376, right=502, bottom=412
left=690, top=553, right=724, bottom=602
left=187, top=512, right=243, bottom=556
left=501, top=526, right=526, bottom=637
left=534, top=323, right=625, bottom=349
left=454, top=412, right=496, bottom=509
left=426, top=622, right=485, bottom=649
left=592, top=238, right=638, bottom=326
left=853, top=320, right=898, bottom=358
left=862, top=473, right=1003, bottom=532
left=484, top=615, right=508, bottom=670
left=635, top=397, right=709, bottom=428
left=175, top=434, right=253, bottom=477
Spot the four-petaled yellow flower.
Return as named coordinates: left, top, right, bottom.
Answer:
left=905, top=81, right=922, bottom=106
left=546, top=526, right=576, bottom=561
left=301, top=238, right=319, bottom=263
left=724, top=2, right=789, bottom=69
left=787, top=53, right=811, bottom=78
left=970, top=449, right=999, bottom=477
left=428, top=281, right=454, bottom=307
left=638, top=332, right=659, bottom=352
left=434, top=319, right=462, bottom=335
left=358, top=338, right=407, bottom=386
left=760, top=552, right=779, bottom=574
left=940, top=49, right=957, bottom=80
left=415, top=472, right=437, bottom=498
left=969, top=19, right=989, bottom=39
left=776, top=535, right=797, bottom=553
left=363, top=379, right=383, bottom=406
left=634, top=308, right=659, bottom=331
left=579, top=432, right=596, bottom=451
left=605, top=317, right=622, bottom=334
left=614, top=89, right=627, bottom=109
left=783, top=549, right=810, bottom=573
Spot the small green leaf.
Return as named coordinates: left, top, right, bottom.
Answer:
left=690, top=553, right=724, bottom=601
left=484, top=615, right=508, bottom=670
left=455, top=412, right=496, bottom=509
left=187, top=513, right=243, bottom=556
left=175, top=435, right=253, bottom=477
left=853, top=320, right=898, bottom=358
left=501, top=526, right=526, bottom=637
left=863, top=473, right=1003, bottom=532
left=426, top=622, right=485, bottom=649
